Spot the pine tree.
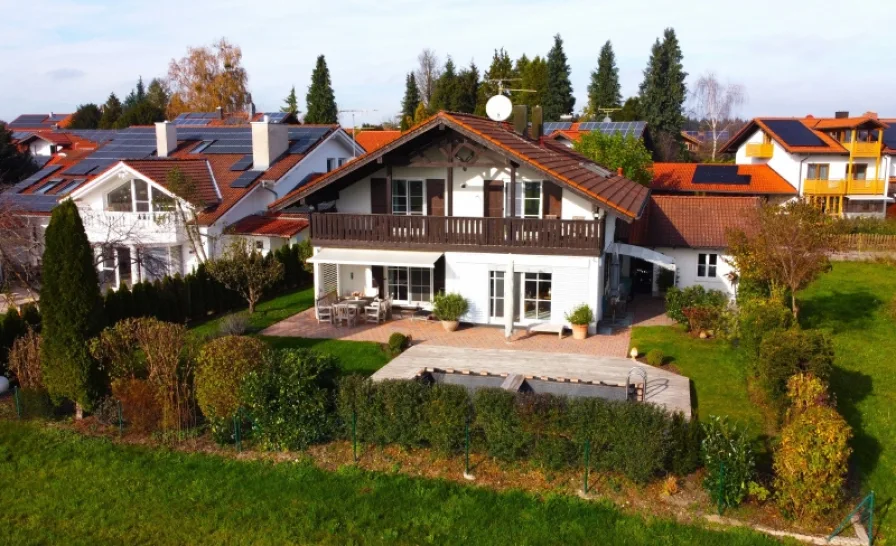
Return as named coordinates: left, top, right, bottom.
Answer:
left=281, top=86, right=300, bottom=114
left=544, top=34, right=575, bottom=121
left=40, top=200, right=106, bottom=415
left=69, top=104, right=102, bottom=129
left=475, top=48, right=516, bottom=116
left=639, top=28, right=687, bottom=142
left=401, top=73, right=421, bottom=120
left=123, top=76, right=147, bottom=110
left=304, top=55, right=338, bottom=124
left=516, top=55, right=548, bottom=111
left=146, top=78, right=170, bottom=113
left=587, top=41, right=622, bottom=117
left=455, top=61, right=479, bottom=114
left=429, top=57, right=458, bottom=112
left=98, top=93, right=123, bottom=129
left=0, top=122, right=37, bottom=185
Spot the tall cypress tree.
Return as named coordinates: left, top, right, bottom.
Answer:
left=516, top=54, right=548, bottom=110
left=304, top=55, right=338, bottom=124
left=281, top=86, right=300, bottom=115
left=639, top=28, right=687, bottom=141
left=401, top=73, right=421, bottom=120
left=587, top=41, right=622, bottom=117
left=544, top=34, right=575, bottom=121
left=40, top=200, right=106, bottom=415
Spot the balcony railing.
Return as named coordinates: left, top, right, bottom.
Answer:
left=803, top=178, right=886, bottom=196
left=846, top=178, right=886, bottom=195
left=310, top=213, right=602, bottom=256
left=745, top=143, right=773, bottom=158
left=78, top=209, right=187, bottom=244
left=849, top=141, right=881, bottom=158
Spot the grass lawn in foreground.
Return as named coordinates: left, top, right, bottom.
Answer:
left=189, top=287, right=315, bottom=339
left=0, top=422, right=787, bottom=546
left=259, top=335, right=390, bottom=376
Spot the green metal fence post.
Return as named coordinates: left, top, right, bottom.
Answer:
left=869, top=491, right=875, bottom=546
left=584, top=439, right=591, bottom=494
left=465, top=422, right=471, bottom=476
left=13, top=386, right=21, bottom=419
left=234, top=410, right=242, bottom=453
left=352, top=410, right=358, bottom=463
left=117, top=400, right=123, bottom=436
left=717, top=462, right=725, bottom=515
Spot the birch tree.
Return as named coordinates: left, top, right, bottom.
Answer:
left=415, top=49, right=442, bottom=108
left=691, top=72, right=746, bottom=161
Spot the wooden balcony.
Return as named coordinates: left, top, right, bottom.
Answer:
left=310, top=213, right=602, bottom=256
left=849, top=141, right=881, bottom=158
left=745, top=143, right=773, bottom=158
left=803, top=179, right=846, bottom=196
left=846, top=178, right=886, bottom=195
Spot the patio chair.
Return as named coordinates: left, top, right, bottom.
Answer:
left=365, top=304, right=381, bottom=324
left=345, top=305, right=359, bottom=327
left=316, top=303, right=333, bottom=325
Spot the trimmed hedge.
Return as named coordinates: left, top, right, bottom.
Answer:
left=757, top=329, right=834, bottom=416
left=665, top=286, right=727, bottom=327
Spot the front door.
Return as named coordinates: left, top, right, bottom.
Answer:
left=484, top=180, right=504, bottom=217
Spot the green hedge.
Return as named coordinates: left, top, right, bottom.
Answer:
left=0, top=304, right=40, bottom=376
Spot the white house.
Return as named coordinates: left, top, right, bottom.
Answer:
left=269, top=109, right=665, bottom=334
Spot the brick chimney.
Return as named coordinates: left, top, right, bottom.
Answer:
left=617, top=167, right=624, bottom=177
left=512, top=105, right=528, bottom=136
left=251, top=115, right=288, bottom=170
left=155, top=121, right=177, bottom=158
left=835, top=111, right=849, bottom=119
left=531, top=106, right=543, bottom=139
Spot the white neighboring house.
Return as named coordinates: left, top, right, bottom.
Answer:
left=1, top=118, right=362, bottom=290
left=268, top=109, right=662, bottom=334
left=722, top=112, right=896, bottom=218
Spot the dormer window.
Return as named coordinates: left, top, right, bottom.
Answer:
left=105, top=179, right=177, bottom=213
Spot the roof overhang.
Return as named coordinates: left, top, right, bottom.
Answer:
left=606, top=242, right=675, bottom=271
left=307, top=248, right=442, bottom=268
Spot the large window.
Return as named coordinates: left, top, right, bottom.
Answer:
left=697, top=253, right=718, bottom=278
left=511, top=181, right=542, bottom=218
left=143, top=246, right=183, bottom=282
left=523, top=272, right=551, bottom=320
left=489, top=271, right=505, bottom=319
left=106, top=181, right=134, bottom=212
left=806, top=163, right=829, bottom=180
left=849, top=164, right=868, bottom=180
left=392, top=180, right=424, bottom=215
left=387, top=266, right=432, bottom=303
left=105, top=179, right=175, bottom=213
left=152, top=187, right=176, bottom=212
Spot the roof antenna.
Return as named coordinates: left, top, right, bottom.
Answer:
left=338, top=109, right=379, bottom=158
left=485, top=79, right=535, bottom=122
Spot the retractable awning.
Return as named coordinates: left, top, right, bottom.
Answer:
left=606, top=242, right=676, bottom=271
left=306, top=248, right=442, bottom=268
left=846, top=195, right=895, bottom=201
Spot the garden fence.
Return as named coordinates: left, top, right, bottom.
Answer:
left=837, top=234, right=896, bottom=252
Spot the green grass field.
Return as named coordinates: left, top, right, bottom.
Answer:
left=259, top=335, right=390, bottom=376
left=189, top=288, right=315, bottom=339
left=0, top=422, right=786, bottom=546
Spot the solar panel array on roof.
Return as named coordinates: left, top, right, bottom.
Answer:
left=57, top=179, right=85, bottom=196
left=230, top=154, right=253, bottom=171
left=761, top=119, right=825, bottom=147
left=68, top=129, right=120, bottom=144
left=48, top=113, right=69, bottom=122
left=0, top=193, right=59, bottom=213
left=64, top=127, right=157, bottom=174
left=173, top=113, right=219, bottom=126
left=8, top=114, right=48, bottom=128
left=692, top=165, right=750, bottom=185
left=11, top=131, right=32, bottom=140
left=543, top=122, right=572, bottom=134
left=15, top=165, right=62, bottom=191
left=287, top=127, right=331, bottom=154
left=230, top=170, right=263, bottom=188
left=576, top=121, right=647, bottom=138
left=35, top=178, right=64, bottom=195
left=31, top=156, right=51, bottom=168
left=265, top=112, right=289, bottom=123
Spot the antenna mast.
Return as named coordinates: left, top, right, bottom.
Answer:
left=338, top=109, right=379, bottom=157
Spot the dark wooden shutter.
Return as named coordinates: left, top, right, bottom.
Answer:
left=370, top=178, right=388, bottom=214
left=371, top=266, right=385, bottom=298
left=432, top=256, right=445, bottom=296
left=543, top=181, right=563, bottom=218
left=426, top=179, right=445, bottom=216
left=484, top=180, right=504, bottom=218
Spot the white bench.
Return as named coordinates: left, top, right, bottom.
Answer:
left=527, top=322, right=566, bottom=339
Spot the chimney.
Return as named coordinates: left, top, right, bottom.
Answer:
left=617, top=167, right=624, bottom=177
left=216, top=106, right=224, bottom=119
left=512, top=105, right=528, bottom=136
left=531, top=106, right=543, bottom=139
left=247, top=101, right=256, bottom=118
left=155, top=121, right=177, bottom=158
left=864, top=111, right=878, bottom=119
left=251, top=115, right=288, bottom=170
left=835, top=111, right=849, bottom=119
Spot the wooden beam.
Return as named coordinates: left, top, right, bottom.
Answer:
left=385, top=164, right=392, bottom=213
left=509, top=163, right=517, bottom=218
left=447, top=166, right=453, bottom=216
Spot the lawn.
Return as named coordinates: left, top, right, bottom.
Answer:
left=189, top=287, right=315, bottom=339
left=0, top=422, right=786, bottom=546
left=259, top=335, right=390, bottom=377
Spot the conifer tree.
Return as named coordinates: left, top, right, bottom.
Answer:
left=146, top=78, right=170, bottom=113
left=0, top=122, right=37, bottom=185
left=281, top=86, right=300, bottom=114
left=544, top=34, right=575, bottom=121
left=455, top=61, right=479, bottom=114
left=587, top=41, right=622, bottom=117
left=639, top=28, right=687, bottom=146
left=401, top=73, right=421, bottom=120
left=69, top=104, right=102, bottom=129
left=429, top=57, right=458, bottom=112
left=40, top=200, right=106, bottom=416
left=304, top=55, right=338, bottom=124
left=412, top=102, right=429, bottom=125
left=98, top=93, right=123, bottom=129
left=475, top=48, right=516, bottom=116
left=516, top=54, right=548, bottom=110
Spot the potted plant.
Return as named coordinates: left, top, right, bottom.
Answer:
left=565, top=304, right=593, bottom=340
left=432, top=292, right=469, bottom=332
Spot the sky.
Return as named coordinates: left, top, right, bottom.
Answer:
left=2, top=0, right=895, bottom=127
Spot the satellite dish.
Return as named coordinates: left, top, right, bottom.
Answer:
left=486, top=95, right=513, bottom=121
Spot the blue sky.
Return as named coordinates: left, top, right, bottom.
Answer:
left=1, top=0, right=895, bottom=126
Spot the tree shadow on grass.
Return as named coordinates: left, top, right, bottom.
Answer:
left=799, top=288, right=882, bottom=333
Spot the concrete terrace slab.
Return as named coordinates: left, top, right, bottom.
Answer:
left=371, top=345, right=692, bottom=418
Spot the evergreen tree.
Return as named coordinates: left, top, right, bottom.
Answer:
left=516, top=55, right=549, bottom=111
left=639, top=28, right=687, bottom=143
left=146, top=78, right=170, bottom=113
left=455, top=61, right=479, bottom=114
left=117, top=77, right=165, bottom=127
left=401, top=73, right=421, bottom=120
left=98, top=93, right=123, bottom=129
left=123, top=76, right=147, bottom=110
left=412, top=102, right=429, bottom=125
left=304, top=55, right=338, bottom=124
left=587, top=41, right=622, bottom=118
left=0, top=122, right=37, bottom=185
left=475, top=48, right=516, bottom=116
left=614, top=96, right=644, bottom=121
left=544, top=34, right=575, bottom=121
left=281, top=86, right=300, bottom=115
left=69, top=104, right=102, bottom=129
left=429, top=57, right=458, bottom=112
left=40, top=200, right=106, bottom=414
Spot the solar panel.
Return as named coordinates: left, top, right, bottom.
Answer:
left=63, top=162, right=100, bottom=176
left=11, top=131, right=32, bottom=140
left=15, top=165, right=62, bottom=190
left=761, top=119, right=824, bottom=147
left=692, top=165, right=750, bottom=185
left=230, top=154, right=253, bottom=171
left=35, top=178, right=64, bottom=195
left=0, top=193, right=59, bottom=213
left=57, top=179, right=85, bottom=196
left=230, top=170, right=263, bottom=188
left=265, top=112, right=288, bottom=123
left=31, top=156, right=51, bottom=168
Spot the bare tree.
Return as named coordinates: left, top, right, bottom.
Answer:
left=415, top=49, right=442, bottom=107
left=206, top=238, right=283, bottom=313
left=690, top=72, right=746, bottom=161
left=0, top=198, right=44, bottom=299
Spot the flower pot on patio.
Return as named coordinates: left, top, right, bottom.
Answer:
left=565, top=303, right=594, bottom=341
left=441, top=320, right=460, bottom=332
left=571, top=324, right=588, bottom=340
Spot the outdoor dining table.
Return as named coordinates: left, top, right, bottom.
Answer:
left=333, top=299, right=373, bottom=326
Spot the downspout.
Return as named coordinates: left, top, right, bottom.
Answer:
left=797, top=156, right=808, bottom=200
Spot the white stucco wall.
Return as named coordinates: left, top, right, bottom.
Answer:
left=651, top=247, right=736, bottom=298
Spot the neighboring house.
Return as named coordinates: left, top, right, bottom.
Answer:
left=268, top=109, right=656, bottom=334
left=651, top=163, right=797, bottom=203
left=680, top=131, right=702, bottom=153
left=722, top=112, right=896, bottom=217
left=544, top=121, right=652, bottom=151
left=627, top=195, right=761, bottom=298
left=0, top=118, right=362, bottom=290
left=349, top=129, right=402, bottom=154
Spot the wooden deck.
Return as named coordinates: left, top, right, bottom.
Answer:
left=372, top=345, right=692, bottom=418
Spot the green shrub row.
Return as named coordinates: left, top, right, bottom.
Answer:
left=665, top=286, right=727, bottom=327
left=0, top=303, right=40, bottom=376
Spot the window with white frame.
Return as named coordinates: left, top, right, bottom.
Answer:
left=392, top=179, right=424, bottom=215
left=489, top=270, right=505, bottom=319
left=387, top=266, right=432, bottom=303
left=523, top=272, right=551, bottom=320
left=510, top=181, right=542, bottom=218
left=105, top=179, right=176, bottom=213
left=697, top=253, right=718, bottom=278
left=326, top=158, right=347, bottom=172
left=143, top=246, right=183, bottom=281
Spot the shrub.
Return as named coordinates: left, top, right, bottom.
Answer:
left=667, top=412, right=702, bottom=476
left=564, top=304, right=593, bottom=326
left=681, top=306, right=721, bottom=335
left=645, top=349, right=665, bottom=367
left=387, top=332, right=410, bottom=357
left=218, top=313, right=249, bottom=336
left=19, top=388, right=56, bottom=419
left=90, top=319, right=142, bottom=381
left=701, top=415, right=755, bottom=510
left=517, top=393, right=575, bottom=470
left=19, top=303, right=41, bottom=332
left=112, top=378, right=161, bottom=433
left=784, top=373, right=830, bottom=419
left=93, top=395, right=121, bottom=426
left=195, top=336, right=270, bottom=443
left=1, top=306, right=28, bottom=375
left=757, top=329, right=834, bottom=416
left=738, top=298, right=792, bottom=357
left=335, top=374, right=373, bottom=440
left=665, top=286, right=727, bottom=325
left=421, top=383, right=472, bottom=454
left=242, top=349, right=338, bottom=451
left=432, top=292, right=469, bottom=322
left=774, top=405, right=852, bottom=520
left=473, top=388, right=528, bottom=461
left=8, top=328, right=42, bottom=389
left=366, top=380, right=427, bottom=447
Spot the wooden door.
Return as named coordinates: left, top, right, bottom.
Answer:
left=370, top=178, right=388, bottom=214
left=426, top=179, right=445, bottom=216
left=542, top=181, right=563, bottom=218
left=483, top=179, right=504, bottom=217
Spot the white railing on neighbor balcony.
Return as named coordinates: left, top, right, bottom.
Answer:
left=78, top=209, right=186, bottom=242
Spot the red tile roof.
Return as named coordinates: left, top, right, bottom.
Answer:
left=351, top=130, right=402, bottom=152
left=123, top=159, right=220, bottom=206
left=226, top=213, right=309, bottom=238
left=651, top=163, right=797, bottom=195
left=630, top=195, right=761, bottom=248
left=723, top=115, right=891, bottom=155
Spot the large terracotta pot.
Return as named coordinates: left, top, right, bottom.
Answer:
left=572, top=324, right=588, bottom=340
left=442, top=320, right=460, bottom=332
